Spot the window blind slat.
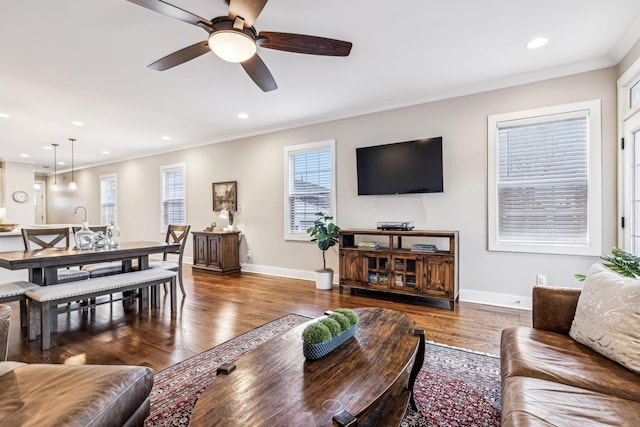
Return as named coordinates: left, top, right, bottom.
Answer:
left=100, top=176, right=117, bottom=225
left=496, top=114, right=589, bottom=244
left=162, top=166, right=185, bottom=226
left=287, top=145, right=333, bottom=234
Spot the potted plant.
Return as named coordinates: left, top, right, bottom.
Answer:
left=307, top=212, right=340, bottom=290
left=575, top=247, right=640, bottom=281
left=302, top=308, right=359, bottom=360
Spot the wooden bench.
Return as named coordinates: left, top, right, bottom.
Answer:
left=25, top=269, right=177, bottom=350
left=0, top=281, right=41, bottom=328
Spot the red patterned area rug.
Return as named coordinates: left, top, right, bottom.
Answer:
left=402, top=342, right=501, bottom=427
left=145, top=315, right=501, bottom=427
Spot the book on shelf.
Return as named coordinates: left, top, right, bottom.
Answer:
left=410, top=244, right=438, bottom=252
left=394, top=274, right=404, bottom=286
left=358, top=241, right=379, bottom=249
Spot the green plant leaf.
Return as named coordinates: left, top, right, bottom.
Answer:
left=575, top=247, right=640, bottom=281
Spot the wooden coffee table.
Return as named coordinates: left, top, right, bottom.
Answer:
left=190, top=307, right=425, bottom=426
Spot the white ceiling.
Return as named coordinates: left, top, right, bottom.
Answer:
left=1, top=0, right=640, bottom=174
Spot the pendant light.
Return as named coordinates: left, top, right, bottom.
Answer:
left=52, top=143, right=59, bottom=191
left=68, top=138, right=77, bottom=191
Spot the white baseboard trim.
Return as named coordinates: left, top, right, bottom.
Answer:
left=239, top=263, right=531, bottom=310
left=459, top=289, right=532, bottom=310
left=240, top=263, right=338, bottom=283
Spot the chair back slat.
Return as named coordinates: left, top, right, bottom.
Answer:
left=21, top=228, right=70, bottom=250
left=163, top=225, right=191, bottom=261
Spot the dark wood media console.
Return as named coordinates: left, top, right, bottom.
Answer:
left=339, top=229, right=459, bottom=309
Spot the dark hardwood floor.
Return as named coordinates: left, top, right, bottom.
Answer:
left=6, top=268, right=531, bottom=370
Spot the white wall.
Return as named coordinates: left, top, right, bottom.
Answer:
left=3, top=161, right=35, bottom=226
left=46, top=67, right=619, bottom=309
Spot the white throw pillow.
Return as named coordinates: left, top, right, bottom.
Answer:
left=569, top=263, right=640, bottom=374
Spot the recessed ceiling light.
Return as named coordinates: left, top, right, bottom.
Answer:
left=20, top=153, right=30, bottom=158
left=101, top=150, right=110, bottom=155
left=71, top=121, right=85, bottom=127
left=161, top=136, right=171, bottom=141
left=58, top=161, right=65, bottom=165
left=526, top=37, right=548, bottom=49
left=43, top=145, right=53, bottom=150
left=237, top=113, right=249, bottom=119
left=0, top=113, right=10, bottom=119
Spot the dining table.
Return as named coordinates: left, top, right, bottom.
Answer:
left=0, top=240, right=180, bottom=286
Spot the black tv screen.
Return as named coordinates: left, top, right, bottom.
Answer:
left=356, top=137, right=443, bottom=195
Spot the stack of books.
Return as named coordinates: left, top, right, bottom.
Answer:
left=411, top=244, right=438, bottom=252
left=358, top=241, right=379, bottom=249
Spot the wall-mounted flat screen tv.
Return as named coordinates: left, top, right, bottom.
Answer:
left=356, top=137, right=443, bottom=195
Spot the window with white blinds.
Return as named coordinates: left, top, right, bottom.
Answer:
left=100, top=174, right=117, bottom=225
left=161, top=163, right=186, bottom=230
left=488, top=100, right=602, bottom=255
left=284, top=140, right=336, bottom=240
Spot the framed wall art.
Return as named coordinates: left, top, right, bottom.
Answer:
left=212, top=181, right=237, bottom=212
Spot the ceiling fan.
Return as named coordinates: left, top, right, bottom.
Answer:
left=126, top=0, right=353, bottom=92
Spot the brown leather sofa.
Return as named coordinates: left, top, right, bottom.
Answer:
left=501, top=286, right=640, bottom=426
left=0, top=304, right=154, bottom=426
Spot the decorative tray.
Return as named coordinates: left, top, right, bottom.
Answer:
left=0, top=224, right=19, bottom=232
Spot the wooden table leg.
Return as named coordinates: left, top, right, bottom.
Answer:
left=407, top=329, right=425, bottom=411
left=29, top=268, right=44, bottom=286
left=44, top=266, right=58, bottom=285
left=138, top=255, right=149, bottom=270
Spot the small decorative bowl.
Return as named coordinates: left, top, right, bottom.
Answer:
left=0, top=224, right=19, bottom=232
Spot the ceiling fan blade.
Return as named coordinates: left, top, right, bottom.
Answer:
left=126, top=0, right=212, bottom=27
left=241, top=54, right=277, bottom=92
left=258, top=32, right=352, bottom=56
left=148, top=41, right=211, bottom=71
left=228, top=0, right=268, bottom=27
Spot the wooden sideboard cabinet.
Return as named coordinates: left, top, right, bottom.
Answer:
left=192, top=231, right=241, bottom=275
left=339, top=229, right=459, bottom=310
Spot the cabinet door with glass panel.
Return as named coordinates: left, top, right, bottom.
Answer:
left=391, top=254, right=423, bottom=294
left=363, top=253, right=391, bottom=289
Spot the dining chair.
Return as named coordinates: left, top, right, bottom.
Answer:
left=71, top=226, right=123, bottom=277
left=148, top=225, right=191, bottom=297
left=21, top=228, right=90, bottom=283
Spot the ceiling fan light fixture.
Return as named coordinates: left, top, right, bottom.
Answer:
left=209, top=30, right=256, bottom=63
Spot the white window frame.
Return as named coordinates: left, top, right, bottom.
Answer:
left=100, top=174, right=117, bottom=226
left=618, top=55, right=640, bottom=250
left=284, top=139, right=337, bottom=241
left=160, top=163, right=186, bottom=233
left=488, top=100, right=602, bottom=256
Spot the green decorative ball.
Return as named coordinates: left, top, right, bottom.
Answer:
left=335, top=308, right=359, bottom=326
left=302, top=322, right=332, bottom=344
left=328, top=312, right=351, bottom=332
left=320, top=318, right=342, bottom=337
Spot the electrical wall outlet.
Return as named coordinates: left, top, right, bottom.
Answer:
left=247, top=249, right=252, bottom=258
left=536, top=274, right=547, bottom=286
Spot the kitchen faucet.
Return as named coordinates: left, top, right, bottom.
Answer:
left=74, top=206, right=88, bottom=223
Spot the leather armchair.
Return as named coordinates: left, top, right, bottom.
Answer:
left=501, top=287, right=640, bottom=426
left=0, top=304, right=154, bottom=426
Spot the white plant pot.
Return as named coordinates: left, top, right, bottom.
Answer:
left=315, top=269, right=334, bottom=290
